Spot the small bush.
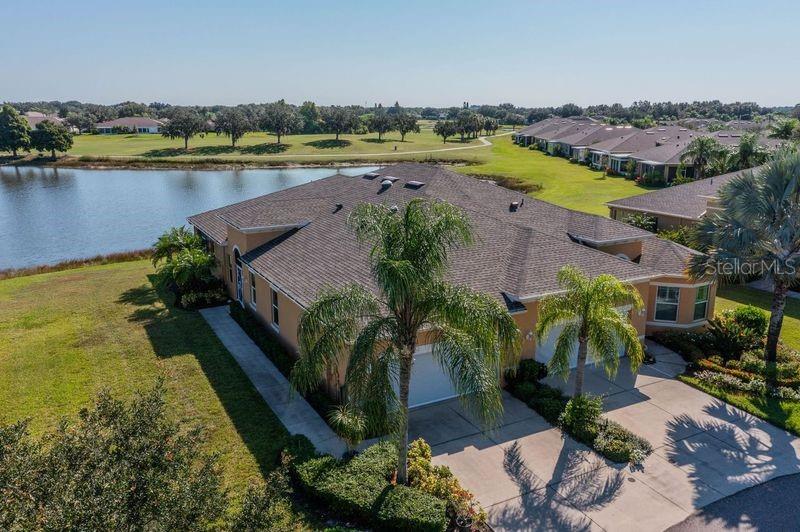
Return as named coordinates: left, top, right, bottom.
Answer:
left=517, top=359, right=548, bottom=382
left=180, top=286, right=227, bottom=309
left=730, top=305, right=768, bottom=337
left=707, top=312, right=761, bottom=360
left=559, top=395, right=602, bottom=441
left=376, top=486, right=448, bottom=532
left=510, top=381, right=538, bottom=403
left=529, top=396, right=568, bottom=425
left=651, top=330, right=706, bottom=363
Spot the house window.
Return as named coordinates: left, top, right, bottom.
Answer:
left=271, top=288, right=280, bottom=329
left=249, top=271, right=257, bottom=308
left=694, top=285, right=709, bottom=320
left=226, top=254, right=233, bottom=282
left=655, top=286, right=680, bottom=322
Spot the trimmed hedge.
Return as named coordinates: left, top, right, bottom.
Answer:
left=292, top=440, right=447, bottom=532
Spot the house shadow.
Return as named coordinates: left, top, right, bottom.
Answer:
left=116, top=276, right=285, bottom=476
left=239, top=143, right=289, bottom=155
left=663, top=399, right=800, bottom=528
left=303, top=139, right=351, bottom=149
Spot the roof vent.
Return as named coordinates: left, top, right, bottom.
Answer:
left=510, top=201, right=520, bottom=212
left=363, top=172, right=380, bottom=179
left=380, top=179, right=394, bottom=189
left=383, top=175, right=399, bottom=182
left=333, top=203, right=343, bottom=213
left=405, top=181, right=425, bottom=189
left=390, top=204, right=399, bottom=213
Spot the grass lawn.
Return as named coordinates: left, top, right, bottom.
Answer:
left=680, top=284, right=800, bottom=436
left=453, top=136, right=655, bottom=215
left=0, top=260, right=289, bottom=501
left=66, top=126, right=486, bottom=161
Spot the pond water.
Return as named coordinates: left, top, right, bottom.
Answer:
left=0, top=165, right=376, bottom=269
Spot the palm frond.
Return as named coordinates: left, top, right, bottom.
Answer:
left=548, top=321, right=580, bottom=380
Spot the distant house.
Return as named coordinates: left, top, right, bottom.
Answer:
left=94, top=117, right=164, bottom=134
left=605, top=168, right=757, bottom=229
left=24, top=111, right=65, bottom=128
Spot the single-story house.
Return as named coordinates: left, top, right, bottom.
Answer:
left=513, top=117, right=599, bottom=148
left=189, top=163, right=715, bottom=407
left=94, top=117, right=164, bottom=134
left=23, top=111, right=66, bottom=129
left=605, top=168, right=754, bottom=230
left=550, top=125, right=638, bottom=161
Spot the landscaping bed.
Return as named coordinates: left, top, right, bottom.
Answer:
left=505, top=360, right=653, bottom=464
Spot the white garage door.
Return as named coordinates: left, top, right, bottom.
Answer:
left=408, top=345, right=458, bottom=408
left=536, top=308, right=630, bottom=369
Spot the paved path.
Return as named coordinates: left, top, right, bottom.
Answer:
left=667, top=472, right=800, bottom=531
left=200, top=306, right=346, bottom=457
left=422, top=341, right=800, bottom=531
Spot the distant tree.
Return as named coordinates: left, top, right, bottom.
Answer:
left=681, top=136, right=725, bottom=179
left=161, top=108, right=205, bottom=149
left=791, top=104, right=800, bottom=120
left=215, top=108, right=251, bottom=147
left=393, top=113, right=419, bottom=141
left=420, top=107, right=440, bottom=119
left=0, top=382, right=227, bottom=530
left=556, top=103, right=583, bottom=117
left=30, top=120, right=72, bottom=159
left=387, top=101, right=402, bottom=116
left=456, top=110, right=482, bottom=141
left=299, top=100, right=322, bottom=133
left=114, top=101, right=150, bottom=118
left=730, top=132, right=769, bottom=170
left=504, top=112, right=525, bottom=130
left=367, top=108, right=393, bottom=140
left=259, top=100, right=302, bottom=144
left=768, top=118, right=799, bottom=140
left=433, top=120, right=456, bottom=143
left=482, top=117, right=499, bottom=136
left=526, top=108, right=552, bottom=124
left=631, top=116, right=656, bottom=129
left=322, top=106, right=359, bottom=140
left=0, top=104, right=31, bottom=156
left=65, top=111, right=93, bottom=133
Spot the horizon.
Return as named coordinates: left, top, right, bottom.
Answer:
left=2, top=0, right=799, bottom=107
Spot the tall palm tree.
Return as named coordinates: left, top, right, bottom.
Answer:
left=152, top=226, right=203, bottom=266
left=768, top=118, right=799, bottom=140
left=690, top=150, right=800, bottom=384
left=291, top=199, right=520, bottom=483
left=536, top=266, right=644, bottom=397
left=731, top=132, right=769, bottom=170
left=681, top=136, right=725, bottom=179
left=709, top=147, right=734, bottom=177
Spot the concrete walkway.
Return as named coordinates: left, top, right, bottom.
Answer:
left=200, top=306, right=346, bottom=457
left=425, top=341, right=800, bottom=531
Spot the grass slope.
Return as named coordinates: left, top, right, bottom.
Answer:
left=0, top=260, right=288, bottom=499
left=453, top=136, right=653, bottom=215
left=715, top=285, right=800, bottom=349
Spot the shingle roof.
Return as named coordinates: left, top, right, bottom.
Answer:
left=95, top=117, right=164, bottom=128
left=638, top=238, right=701, bottom=277
left=190, top=163, right=660, bottom=307
left=553, top=125, right=640, bottom=147
left=606, top=168, right=754, bottom=220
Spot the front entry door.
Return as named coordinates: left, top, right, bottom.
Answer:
left=236, top=265, right=243, bottom=304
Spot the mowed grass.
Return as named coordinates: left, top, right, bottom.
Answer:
left=0, top=260, right=289, bottom=499
left=680, top=284, right=800, bottom=435
left=68, top=126, right=485, bottom=160
left=452, top=136, right=654, bottom=215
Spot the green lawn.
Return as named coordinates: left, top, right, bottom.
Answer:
left=0, top=260, right=289, bottom=501
left=684, top=284, right=800, bottom=436
left=453, top=136, right=654, bottom=215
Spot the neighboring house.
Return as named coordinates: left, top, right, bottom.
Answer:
left=605, top=167, right=754, bottom=229
left=551, top=124, right=638, bottom=161
left=23, top=111, right=65, bottom=128
left=189, top=163, right=715, bottom=406
left=94, top=117, right=164, bottom=134
left=589, top=126, right=697, bottom=175
left=513, top=117, right=599, bottom=148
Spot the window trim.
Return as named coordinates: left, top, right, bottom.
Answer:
left=270, top=287, right=280, bottom=332
left=693, top=285, right=709, bottom=321
left=654, top=285, right=680, bottom=322
left=249, top=269, right=257, bottom=310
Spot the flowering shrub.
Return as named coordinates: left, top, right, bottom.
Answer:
left=695, top=370, right=800, bottom=400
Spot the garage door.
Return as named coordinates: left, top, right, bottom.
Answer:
left=408, top=345, right=458, bottom=408
left=536, top=307, right=630, bottom=369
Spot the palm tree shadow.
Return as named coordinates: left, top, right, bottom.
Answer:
left=663, top=400, right=800, bottom=529
left=489, top=440, right=623, bottom=530
left=116, top=276, right=285, bottom=477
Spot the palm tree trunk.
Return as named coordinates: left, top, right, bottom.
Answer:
left=765, top=278, right=788, bottom=386
left=396, top=348, right=413, bottom=485
left=574, top=338, right=588, bottom=396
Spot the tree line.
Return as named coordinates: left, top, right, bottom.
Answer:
left=0, top=104, right=73, bottom=158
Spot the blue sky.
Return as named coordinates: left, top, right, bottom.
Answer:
left=2, top=0, right=798, bottom=107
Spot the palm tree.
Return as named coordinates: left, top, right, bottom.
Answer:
left=681, top=136, right=725, bottom=179
left=731, top=132, right=769, bottom=170
left=709, top=147, right=734, bottom=176
left=536, top=266, right=645, bottom=397
left=690, top=150, right=800, bottom=384
left=291, top=199, right=520, bottom=483
left=152, top=226, right=203, bottom=266
left=768, top=118, right=799, bottom=140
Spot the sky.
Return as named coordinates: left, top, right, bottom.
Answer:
left=2, top=0, right=798, bottom=108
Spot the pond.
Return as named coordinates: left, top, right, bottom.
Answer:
left=0, top=165, right=377, bottom=269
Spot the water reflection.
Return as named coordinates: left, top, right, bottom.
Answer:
left=0, top=165, right=376, bottom=269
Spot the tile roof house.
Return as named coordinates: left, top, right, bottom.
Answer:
left=190, top=163, right=715, bottom=406
left=605, top=167, right=755, bottom=229
left=94, top=116, right=164, bottom=134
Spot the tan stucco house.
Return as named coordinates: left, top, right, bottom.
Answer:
left=189, top=163, right=715, bottom=407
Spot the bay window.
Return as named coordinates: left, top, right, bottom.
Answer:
left=694, top=285, right=709, bottom=320
left=655, top=286, right=680, bottom=322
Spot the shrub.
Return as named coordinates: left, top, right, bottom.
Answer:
left=517, top=359, right=548, bottom=382
left=529, top=396, right=568, bottom=425
left=730, top=306, right=769, bottom=337
left=707, top=311, right=762, bottom=360
left=510, top=381, right=538, bottom=403
left=657, top=225, right=697, bottom=248
left=622, top=213, right=656, bottom=232
left=292, top=441, right=447, bottom=531
left=180, top=285, right=227, bottom=309
left=651, top=330, right=706, bottom=363
left=559, top=395, right=602, bottom=442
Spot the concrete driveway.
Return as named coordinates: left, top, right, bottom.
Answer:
left=416, top=342, right=800, bottom=531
